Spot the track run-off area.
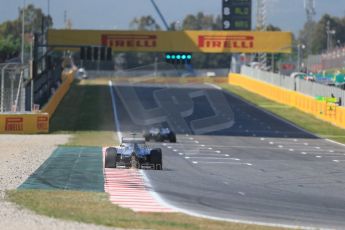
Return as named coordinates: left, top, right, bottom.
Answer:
left=19, top=79, right=345, bottom=230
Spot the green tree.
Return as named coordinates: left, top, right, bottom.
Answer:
left=0, top=20, right=21, bottom=40
left=299, top=14, right=345, bottom=54
left=311, top=14, right=334, bottom=53
left=130, top=15, right=161, bottom=31
left=0, top=4, right=52, bottom=62
left=299, top=20, right=316, bottom=55
left=0, top=35, right=20, bottom=61
left=21, top=4, right=53, bottom=33
left=182, top=12, right=217, bottom=30
left=266, top=24, right=281, bottom=31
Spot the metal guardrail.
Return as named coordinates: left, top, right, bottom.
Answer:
left=0, top=58, right=64, bottom=113
left=241, top=66, right=295, bottom=90
left=297, top=79, right=345, bottom=106
left=87, top=68, right=229, bottom=78
left=241, top=65, right=345, bottom=106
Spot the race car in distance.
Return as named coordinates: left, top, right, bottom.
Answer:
left=143, top=127, right=176, bottom=143
left=105, top=137, right=162, bottom=170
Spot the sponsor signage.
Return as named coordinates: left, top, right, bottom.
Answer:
left=101, top=34, right=157, bottom=49
left=222, top=0, right=252, bottom=30
left=37, top=116, right=49, bottom=131
left=0, top=114, right=49, bottom=134
left=5, top=117, right=23, bottom=132
left=48, top=29, right=292, bottom=53
left=198, top=35, right=253, bottom=49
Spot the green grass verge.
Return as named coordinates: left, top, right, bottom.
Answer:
left=219, top=84, right=345, bottom=144
left=50, top=79, right=118, bottom=146
left=7, top=190, right=288, bottom=230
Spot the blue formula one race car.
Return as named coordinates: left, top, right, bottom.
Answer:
left=143, top=127, right=176, bottom=143
left=104, top=137, right=163, bottom=170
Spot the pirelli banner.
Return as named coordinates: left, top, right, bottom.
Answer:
left=48, top=29, right=293, bottom=53
left=0, top=113, right=49, bottom=134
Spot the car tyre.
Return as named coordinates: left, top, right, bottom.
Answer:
left=105, top=147, right=117, bottom=168
left=150, top=148, right=162, bottom=170
left=131, top=153, right=139, bottom=169
left=169, top=134, right=176, bottom=143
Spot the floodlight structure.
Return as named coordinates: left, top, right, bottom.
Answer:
left=256, top=0, right=267, bottom=70
left=326, top=21, right=336, bottom=52
left=304, top=0, right=316, bottom=22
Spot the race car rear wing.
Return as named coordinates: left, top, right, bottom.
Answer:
left=122, top=137, right=145, bottom=144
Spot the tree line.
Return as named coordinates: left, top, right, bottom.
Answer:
left=1, top=4, right=344, bottom=67
left=299, top=14, right=345, bottom=55
left=0, top=4, right=52, bottom=62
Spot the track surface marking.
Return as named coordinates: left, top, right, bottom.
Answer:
left=103, top=148, right=174, bottom=212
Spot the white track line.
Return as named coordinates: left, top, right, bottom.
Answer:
left=186, top=156, right=240, bottom=160
left=196, top=162, right=250, bottom=165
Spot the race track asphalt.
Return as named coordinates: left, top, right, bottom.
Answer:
left=111, top=82, right=345, bottom=229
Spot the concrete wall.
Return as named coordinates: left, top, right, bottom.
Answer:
left=42, top=69, right=75, bottom=118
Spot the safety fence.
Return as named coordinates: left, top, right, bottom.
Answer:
left=0, top=68, right=74, bottom=134
left=306, top=46, right=345, bottom=72
left=86, top=61, right=229, bottom=78
left=0, top=56, right=75, bottom=133
left=31, top=55, right=65, bottom=110
left=241, top=66, right=295, bottom=90
left=229, top=72, right=345, bottom=129
left=0, top=59, right=65, bottom=113
left=0, top=63, right=29, bottom=113
left=241, top=65, right=345, bottom=106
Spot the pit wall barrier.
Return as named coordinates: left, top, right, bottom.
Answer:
left=229, top=73, right=345, bottom=129
left=42, top=69, right=75, bottom=118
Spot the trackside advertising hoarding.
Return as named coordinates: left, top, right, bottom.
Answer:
left=48, top=29, right=292, bottom=54
left=0, top=113, right=49, bottom=134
